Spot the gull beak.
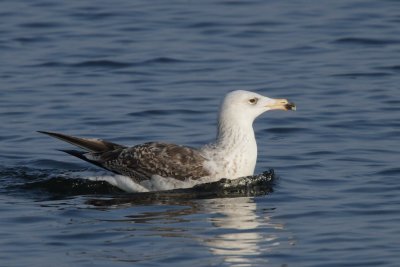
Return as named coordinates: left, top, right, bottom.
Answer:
left=266, top=98, right=296, bottom=111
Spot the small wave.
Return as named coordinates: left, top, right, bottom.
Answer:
left=32, top=57, right=186, bottom=69
left=331, top=72, right=391, bottom=78
left=383, top=99, right=400, bottom=105
left=21, top=176, right=121, bottom=197
left=141, top=57, right=185, bottom=64
left=219, top=0, right=256, bottom=6
left=19, top=22, right=63, bottom=29
left=377, top=65, right=400, bottom=72
left=374, top=167, right=400, bottom=176
left=333, top=37, right=400, bottom=46
left=70, top=11, right=118, bottom=20
left=127, top=109, right=204, bottom=117
left=32, top=60, right=132, bottom=69
left=265, top=127, right=309, bottom=134
left=33, top=61, right=65, bottom=67
left=71, top=60, right=133, bottom=68
left=186, top=22, right=225, bottom=29
left=14, top=36, right=50, bottom=44
left=1, top=167, right=121, bottom=198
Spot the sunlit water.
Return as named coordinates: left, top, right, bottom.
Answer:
left=1, top=0, right=400, bottom=266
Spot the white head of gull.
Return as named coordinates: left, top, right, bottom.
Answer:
left=201, top=90, right=296, bottom=179
left=38, top=90, right=295, bottom=192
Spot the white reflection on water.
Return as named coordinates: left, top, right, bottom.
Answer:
left=86, top=194, right=291, bottom=266
left=200, top=197, right=286, bottom=266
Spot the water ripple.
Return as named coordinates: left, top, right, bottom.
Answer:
left=333, top=37, right=400, bottom=46
left=127, top=109, right=204, bottom=117
left=72, top=60, right=133, bottom=68
left=19, top=22, right=64, bottom=29
left=332, top=72, right=392, bottom=78
left=32, top=57, right=188, bottom=69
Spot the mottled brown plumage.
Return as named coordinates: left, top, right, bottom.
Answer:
left=39, top=131, right=209, bottom=182
left=102, top=143, right=209, bottom=181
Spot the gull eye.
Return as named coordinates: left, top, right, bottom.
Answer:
left=248, top=97, right=258, bottom=105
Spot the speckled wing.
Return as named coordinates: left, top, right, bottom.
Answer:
left=38, top=131, right=210, bottom=182
left=86, top=142, right=210, bottom=182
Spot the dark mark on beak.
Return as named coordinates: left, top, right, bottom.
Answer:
left=285, top=102, right=296, bottom=111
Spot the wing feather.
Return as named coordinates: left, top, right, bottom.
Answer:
left=39, top=131, right=209, bottom=182
left=88, top=142, right=210, bottom=182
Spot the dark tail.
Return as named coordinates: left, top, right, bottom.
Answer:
left=38, top=131, right=125, bottom=152
left=58, top=149, right=111, bottom=171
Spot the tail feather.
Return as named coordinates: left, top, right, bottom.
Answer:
left=58, top=149, right=114, bottom=172
left=38, top=131, right=126, bottom=152
left=58, top=149, right=89, bottom=161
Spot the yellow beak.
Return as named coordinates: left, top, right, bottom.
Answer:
left=266, top=99, right=296, bottom=111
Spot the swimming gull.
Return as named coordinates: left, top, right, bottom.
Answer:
left=38, top=90, right=295, bottom=189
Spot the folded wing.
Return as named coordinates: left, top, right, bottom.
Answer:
left=39, top=131, right=210, bottom=182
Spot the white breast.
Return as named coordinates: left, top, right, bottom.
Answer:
left=201, top=131, right=258, bottom=179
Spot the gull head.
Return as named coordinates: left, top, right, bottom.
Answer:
left=220, top=90, right=296, bottom=123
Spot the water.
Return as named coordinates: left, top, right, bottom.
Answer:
left=1, top=0, right=400, bottom=266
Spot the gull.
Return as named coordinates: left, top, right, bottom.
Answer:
left=39, top=90, right=295, bottom=188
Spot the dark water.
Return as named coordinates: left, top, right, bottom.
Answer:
left=1, top=0, right=400, bottom=266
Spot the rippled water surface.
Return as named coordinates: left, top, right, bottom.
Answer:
left=1, top=0, right=400, bottom=266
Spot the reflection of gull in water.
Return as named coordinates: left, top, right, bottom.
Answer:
left=86, top=194, right=293, bottom=265
left=83, top=173, right=286, bottom=266
left=203, top=197, right=285, bottom=266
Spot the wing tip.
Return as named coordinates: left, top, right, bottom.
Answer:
left=37, top=130, right=57, bottom=136
left=38, top=131, right=71, bottom=142
left=57, top=149, right=91, bottom=162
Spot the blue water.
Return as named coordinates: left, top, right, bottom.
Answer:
left=1, top=0, right=400, bottom=266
